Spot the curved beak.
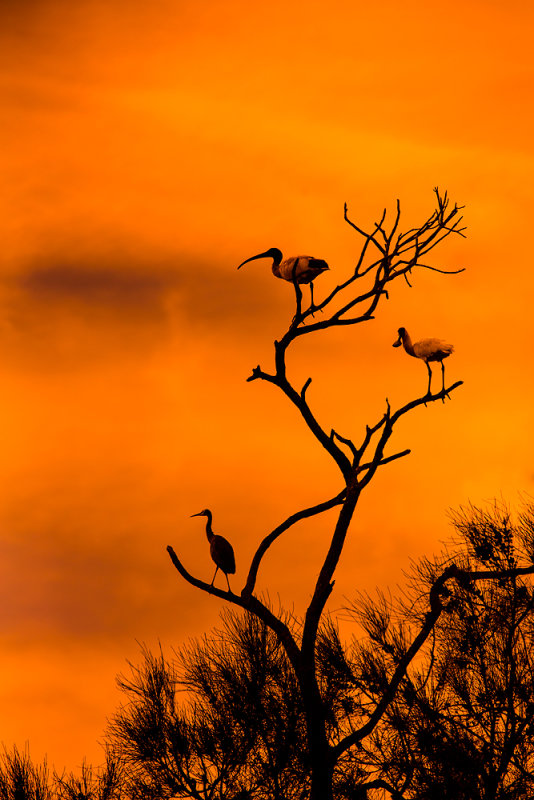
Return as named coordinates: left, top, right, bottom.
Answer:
left=392, top=335, right=402, bottom=347
left=237, top=251, right=270, bottom=270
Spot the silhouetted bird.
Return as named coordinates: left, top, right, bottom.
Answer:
left=393, top=327, right=454, bottom=395
left=191, top=509, right=236, bottom=592
left=237, top=247, right=329, bottom=307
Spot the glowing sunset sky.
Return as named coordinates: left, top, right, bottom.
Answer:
left=1, top=0, right=533, bottom=772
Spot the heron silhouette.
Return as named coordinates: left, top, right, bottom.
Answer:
left=191, top=509, right=236, bottom=592
left=393, top=327, right=454, bottom=396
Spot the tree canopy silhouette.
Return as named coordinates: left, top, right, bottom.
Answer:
left=355, top=500, right=534, bottom=799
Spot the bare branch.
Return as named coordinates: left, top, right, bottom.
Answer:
left=331, top=429, right=359, bottom=461
left=166, top=545, right=239, bottom=602
left=344, top=203, right=387, bottom=255
left=282, top=190, right=466, bottom=339
left=244, top=352, right=353, bottom=480
left=301, top=376, right=312, bottom=400
left=246, top=364, right=274, bottom=384
left=356, top=381, right=463, bottom=492
left=166, top=546, right=302, bottom=668
left=266, top=337, right=355, bottom=480
left=389, top=381, right=464, bottom=421
left=355, top=448, right=411, bottom=475
left=302, top=487, right=362, bottom=663
left=390, top=261, right=464, bottom=278
left=418, top=263, right=465, bottom=275
left=241, top=490, right=347, bottom=599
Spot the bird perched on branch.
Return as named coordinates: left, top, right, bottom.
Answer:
left=191, top=509, right=236, bottom=592
left=393, top=327, right=454, bottom=396
left=237, top=247, right=329, bottom=307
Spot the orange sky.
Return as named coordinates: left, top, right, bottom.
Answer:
left=1, top=0, right=534, bottom=773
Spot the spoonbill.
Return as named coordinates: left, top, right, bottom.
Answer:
left=191, top=509, right=236, bottom=592
left=237, top=248, right=329, bottom=307
left=393, top=327, right=454, bottom=395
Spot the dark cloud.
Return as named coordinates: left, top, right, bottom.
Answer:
left=1, top=252, right=284, bottom=369
left=19, top=252, right=282, bottom=320
left=19, top=261, right=178, bottom=311
left=1, top=75, right=86, bottom=113
left=17, top=252, right=280, bottom=320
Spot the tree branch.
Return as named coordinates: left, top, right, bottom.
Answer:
left=332, top=563, right=460, bottom=758
left=248, top=337, right=354, bottom=481
left=355, top=382, right=463, bottom=492
left=265, top=190, right=466, bottom=341
left=241, top=490, right=347, bottom=600
left=355, top=448, right=411, bottom=476
left=302, top=487, right=362, bottom=663
left=166, top=546, right=302, bottom=668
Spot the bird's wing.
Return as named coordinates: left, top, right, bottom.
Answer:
left=212, top=536, right=236, bottom=573
left=414, top=339, right=454, bottom=358
left=278, top=257, right=307, bottom=281
left=278, top=256, right=328, bottom=282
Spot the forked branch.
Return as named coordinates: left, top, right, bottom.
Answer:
left=166, top=546, right=302, bottom=667
left=290, top=188, right=465, bottom=332
left=241, top=490, right=347, bottom=600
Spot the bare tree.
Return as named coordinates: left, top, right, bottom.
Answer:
left=165, top=189, right=524, bottom=799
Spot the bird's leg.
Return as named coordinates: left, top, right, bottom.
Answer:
left=291, top=261, right=303, bottom=325
left=425, top=362, right=432, bottom=398
left=441, top=360, right=449, bottom=402
left=211, top=566, right=219, bottom=587
left=308, top=281, right=323, bottom=317
left=225, top=573, right=232, bottom=593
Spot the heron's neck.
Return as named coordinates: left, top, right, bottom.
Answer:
left=205, top=512, right=214, bottom=542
